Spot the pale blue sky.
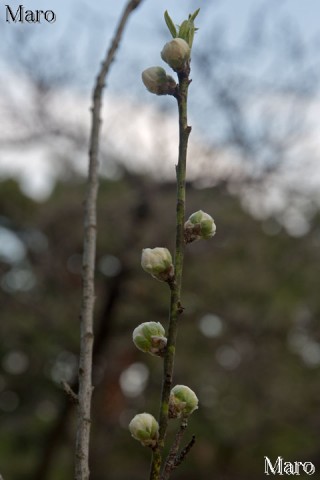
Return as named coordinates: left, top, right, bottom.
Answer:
left=2, top=0, right=320, bottom=81
left=1, top=0, right=320, bottom=208
left=51, top=0, right=320, bottom=45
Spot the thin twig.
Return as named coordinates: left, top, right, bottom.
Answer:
left=161, top=418, right=188, bottom=480
left=74, top=2, right=144, bottom=479
left=174, top=435, right=196, bottom=468
left=149, top=65, right=192, bottom=480
left=61, top=381, right=79, bottom=404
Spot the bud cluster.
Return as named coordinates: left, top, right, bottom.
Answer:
left=161, top=38, right=190, bottom=72
left=141, top=247, right=174, bottom=282
left=169, top=385, right=199, bottom=419
left=130, top=8, right=206, bottom=457
left=129, top=413, right=159, bottom=448
left=164, top=8, right=200, bottom=48
left=142, top=67, right=176, bottom=96
left=132, top=321, right=167, bottom=357
left=141, top=9, right=200, bottom=97
left=184, top=210, right=216, bottom=243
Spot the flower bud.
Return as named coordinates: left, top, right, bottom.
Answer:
left=133, top=322, right=167, bottom=357
left=142, top=67, right=176, bottom=95
left=129, top=413, right=159, bottom=447
left=161, top=38, right=190, bottom=71
left=169, top=385, right=199, bottom=418
left=141, top=247, right=174, bottom=282
left=184, top=210, right=216, bottom=243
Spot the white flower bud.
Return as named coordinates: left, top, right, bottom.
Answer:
left=141, top=247, right=174, bottom=282
left=161, top=38, right=190, bottom=71
left=169, top=385, right=199, bottom=418
left=142, top=67, right=176, bottom=95
left=184, top=210, right=216, bottom=243
left=132, top=322, right=167, bottom=357
left=129, top=413, right=159, bottom=447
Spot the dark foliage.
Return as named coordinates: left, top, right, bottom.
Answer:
left=0, top=174, right=319, bottom=479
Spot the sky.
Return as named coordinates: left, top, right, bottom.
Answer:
left=2, top=0, right=320, bottom=69
left=1, top=0, right=320, bottom=235
left=2, top=0, right=320, bottom=101
left=2, top=0, right=320, bottom=97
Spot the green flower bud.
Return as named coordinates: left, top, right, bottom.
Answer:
left=184, top=210, right=216, bottom=243
left=141, top=247, right=174, bottom=282
left=142, top=67, right=176, bottom=95
left=161, top=38, right=190, bottom=71
left=169, top=385, right=199, bottom=419
left=129, top=413, right=159, bottom=447
left=133, top=322, right=167, bottom=357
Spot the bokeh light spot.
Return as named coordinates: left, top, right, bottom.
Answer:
left=199, top=314, right=223, bottom=338
left=2, top=350, right=29, bottom=375
left=119, top=362, right=149, bottom=398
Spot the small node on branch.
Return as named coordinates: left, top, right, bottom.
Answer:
left=168, top=276, right=176, bottom=291
left=177, top=301, right=184, bottom=314
left=61, top=381, right=79, bottom=404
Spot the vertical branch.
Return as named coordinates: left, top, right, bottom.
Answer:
left=75, top=1, right=143, bottom=479
left=149, top=67, right=191, bottom=480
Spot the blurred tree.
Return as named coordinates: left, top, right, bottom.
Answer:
left=1, top=3, right=320, bottom=220
left=0, top=174, right=319, bottom=479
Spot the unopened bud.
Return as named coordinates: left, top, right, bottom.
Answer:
left=142, top=67, right=176, bottom=95
left=133, top=322, right=167, bottom=357
left=141, top=247, right=174, bottom=282
left=169, top=385, right=199, bottom=418
left=129, top=413, right=159, bottom=447
left=184, top=210, right=216, bottom=243
left=161, top=38, right=190, bottom=71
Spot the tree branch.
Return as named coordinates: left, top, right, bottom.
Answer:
left=74, top=1, right=144, bottom=479
left=161, top=418, right=188, bottom=480
left=174, top=434, right=196, bottom=468
left=149, top=65, right=192, bottom=480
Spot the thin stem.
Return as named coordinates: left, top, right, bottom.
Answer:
left=161, top=418, right=188, bottom=480
left=74, top=2, right=143, bottom=479
left=149, top=66, right=191, bottom=480
left=173, top=434, right=196, bottom=468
